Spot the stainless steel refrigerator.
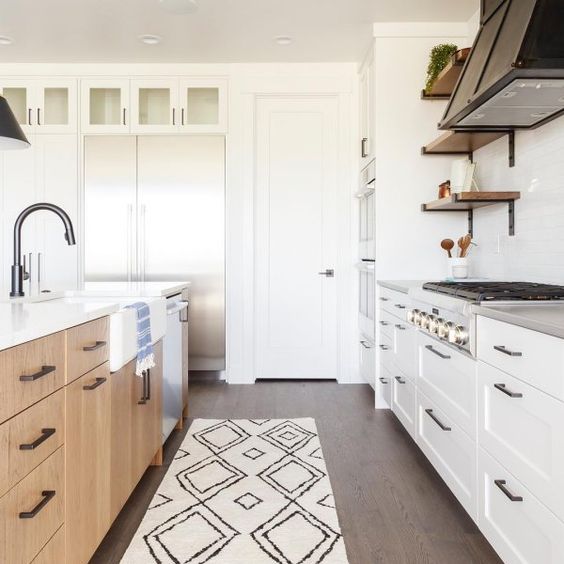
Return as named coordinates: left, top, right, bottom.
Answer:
left=84, top=135, right=225, bottom=371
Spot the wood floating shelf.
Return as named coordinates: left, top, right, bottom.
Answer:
left=421, top=48, right=470, bottom=100
left=421, top=130, right=516, bottom=167
left=422, top=191, right=521, bottom=236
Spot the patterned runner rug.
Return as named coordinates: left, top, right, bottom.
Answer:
left=122, top=418, right=349, bottom=564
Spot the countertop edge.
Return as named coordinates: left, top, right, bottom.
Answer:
left=377, top=280, right=423, bottom=295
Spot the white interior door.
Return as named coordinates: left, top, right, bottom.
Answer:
left=254, top=96, right=339, bottom=380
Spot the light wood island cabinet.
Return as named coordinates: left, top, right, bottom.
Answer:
left=0, top=316, right=164, bottom=564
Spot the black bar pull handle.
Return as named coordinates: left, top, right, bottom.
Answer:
left=138, top=371, right=148, bottom=404
left=494, top=383, right=523, bottom=398
left=395, top=324, right=406, bottom=331
left=379, top=377, right=388, bottom=384
left=394, top=304, right=406, bottom=310
left=19, top=490, right=56, bottom=519
left=395, top=376, right=406, bottom=384
left=494, top=479, right=523, bottom=502
left=379, top=297, right=389, bottom=302
left=494, top=345, right=522, bottom=357
left=146, top=369, right=151, bottom=401
left=380, top=321, right=389, bottom=326
left=19, top=428, right=56, bottom=451
left=83, top=377, right=107, bottom=391
left=425, top=408, right=452, bottom=431
left=82, top=340, right=106, bottom=352
left=20, top=365, right=56, bottom=382
left=425, top=345, right=451, bottom=360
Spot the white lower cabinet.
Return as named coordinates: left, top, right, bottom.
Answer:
left=359, top=337, right=375, bottom=390
left=417, top=390, right=477, bottom=520
left=478, top=360, right=564, bottom=522
left=478, top=447, right=564, bottom=564
left=391, top=367, right=416, bottom=438
left=378, top=363, right=392, bottom=407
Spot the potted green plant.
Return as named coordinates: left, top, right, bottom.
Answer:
left=424, top=43, right=458, bottom=95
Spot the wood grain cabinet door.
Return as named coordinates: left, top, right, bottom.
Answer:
left=65, top=362, right=111, bottom=564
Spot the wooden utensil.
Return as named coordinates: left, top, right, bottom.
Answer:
left=441, top=239, right=455, bottom=258
left=460, top=234, right=472, bottom=258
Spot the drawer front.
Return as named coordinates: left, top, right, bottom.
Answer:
left=0, top=389, right=65, bottom=498
left=419, top=333, right=477, bottom=437
left=378, top=287, right=410, bottom=319
left=477, top=316, right=564, bottom=401
left=0, top=447, right=65, bottom=564
left=0, top=332, right=65, bottom=424
left=377, top=363, right=392, bottom=408
left=394, top=322, right=418, bottom=382
left=417, top=391, right=477, bottom=519
left=478, top=447, right=564, bottom=564
left=378, top=333, right=394, bottom=372
left=478, top=361, right=564, bottom=522
left=378, top=309, right=395, bottom=340
left=31, top=525, right=65, bottom=564
left=392, top=370, right=416, bottom=438
left=67, top=317, right=109, bottom=382
left=359, top=339, right=375, bottom=390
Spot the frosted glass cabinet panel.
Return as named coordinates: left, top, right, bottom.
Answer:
left=81, top=79, right=130, bottom=133
left=2, top=87, right=28, bottom=126
left=131, top=79, right=178, bottom=133
left=179, top=78, right=228, bottom=132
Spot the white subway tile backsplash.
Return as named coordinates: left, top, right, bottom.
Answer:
left=472, top=114, right=564, bottom=284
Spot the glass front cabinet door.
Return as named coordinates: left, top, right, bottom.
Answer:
left=0, top=79, right=77, bottom=134
left=130, top=79, right=179, bottom=134
left=179, top=78, right=228, bottom=133
left=81, top=79, right=130, bottom=133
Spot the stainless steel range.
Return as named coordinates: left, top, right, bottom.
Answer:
left=407, top=281, right=564, bottom=357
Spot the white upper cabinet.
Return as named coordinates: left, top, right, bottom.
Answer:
left=179, top=78, right=228, bottom=133
left=130, top=78, right=179, bottom=134
left=0, top=79, right=77, bottom=134
left=81, top=79, right=130, bottom=133
left=358, top=52, right=374, bottom=166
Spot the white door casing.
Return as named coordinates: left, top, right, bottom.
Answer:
left=254, top=96, right=339, bottom=380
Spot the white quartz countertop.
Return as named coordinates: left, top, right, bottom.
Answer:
left=377, top=280, right=425, bottom=294
left=71, top=281, right=191, bottom=298
left=473, top=302, right=564, bottom=340
left=0, top=299, right=119, bottom=351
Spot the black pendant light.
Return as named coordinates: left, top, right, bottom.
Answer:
left=0, top=95, right=30, bottom=149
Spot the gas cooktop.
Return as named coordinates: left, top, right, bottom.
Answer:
left=422, top=281, right=564, bottom=303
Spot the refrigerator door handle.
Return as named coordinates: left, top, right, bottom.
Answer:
left=126, top=204, right=133, bottom=282
left=141, top=204, right=147, bottom=282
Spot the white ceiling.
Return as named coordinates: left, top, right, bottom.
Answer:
left=0, top=0, right=478, bottom=63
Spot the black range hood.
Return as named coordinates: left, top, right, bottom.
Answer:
left=440, top=0, right=564, bottom=131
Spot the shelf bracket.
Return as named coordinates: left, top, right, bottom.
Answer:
left=508, top=200, right=515, bottom=236
left=508, top=131, right=515, bottom=168
left=467, top=209, right=474, bottom=237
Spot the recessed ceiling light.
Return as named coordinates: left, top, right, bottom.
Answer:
left=274, top=36, right=293, bottom=46
left=158, top=0, right=198, bottom=14
left=139, top=34, right=162, bottom=45
left=0, top=36, right=13, bottom=45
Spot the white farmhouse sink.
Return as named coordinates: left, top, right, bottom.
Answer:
left=64, top=296, right=167, bottom=372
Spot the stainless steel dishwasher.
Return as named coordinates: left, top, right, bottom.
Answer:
left=162, top=295, right=188, bottom=444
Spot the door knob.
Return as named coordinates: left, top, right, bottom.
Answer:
left=318, top=269, right=334, bottom=277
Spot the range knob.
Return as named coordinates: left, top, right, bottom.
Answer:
left=407, top=309, right=420, bottom=325
left=428, top=317, right=444, bottom=335
left=439, top=320, right=455, bottom=340
left=448, top=324, right=469, bottom=346
left=421, top=313, right=435, bottom=331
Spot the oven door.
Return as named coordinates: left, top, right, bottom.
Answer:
left=358, top=262, right=375, bottom=341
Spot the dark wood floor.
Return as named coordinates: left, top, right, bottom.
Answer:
left=92, top=379, right=502, bottom=564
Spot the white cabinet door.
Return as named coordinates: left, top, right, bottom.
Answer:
left=130, top=79, right=179, bottom=133
left=0, top=79, right=34, bottom=136
left=178, top=78, right=228, bottom=133
left=478, top=447, right=564, bottom=564
left=81, top=79, right=130, bottom=133
left=478, top=361, right=564, bottom=522
left=394, top=322, right=418, bottom=382
left=35, top=79, right=77, bottom=134
left=392, top=369, right=416, bottom=437
left=417, top=390, right=477, bottom=520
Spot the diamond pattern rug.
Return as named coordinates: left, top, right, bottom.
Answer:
left=121, top=418, right=349, bottom=564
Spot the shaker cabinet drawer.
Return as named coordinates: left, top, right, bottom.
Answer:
left=394, top=322, right=417, bottom=382
left=378, top=309, right=395, bottom=340
left=66, top=317, right=109, bottom=382
left=478, top=361, right=564, bottom=522
left=0, top=332, right=65, bottom=424
left=478, top=447, right=564, bottom=564
left=0, top=389, right=65, bottom=497
left=477, top=316, right=564, bottom=401
left=0, top=447, right=65, bottom=564
left=378, top=287, right=410, bottom=319
left=378, top=333, right=394, bottom=372
left=30, top=525, right=65, bottom=564
left=392, top=369, right=416, bottom=438
left=417, top=391, right=477, bottom=520
left=419, top=333, right=476, bottom=437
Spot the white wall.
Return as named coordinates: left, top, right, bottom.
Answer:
left=372, top=24, right=470, bottom=282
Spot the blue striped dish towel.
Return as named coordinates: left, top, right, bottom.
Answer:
left=125, top=302, right=156, bottom=376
